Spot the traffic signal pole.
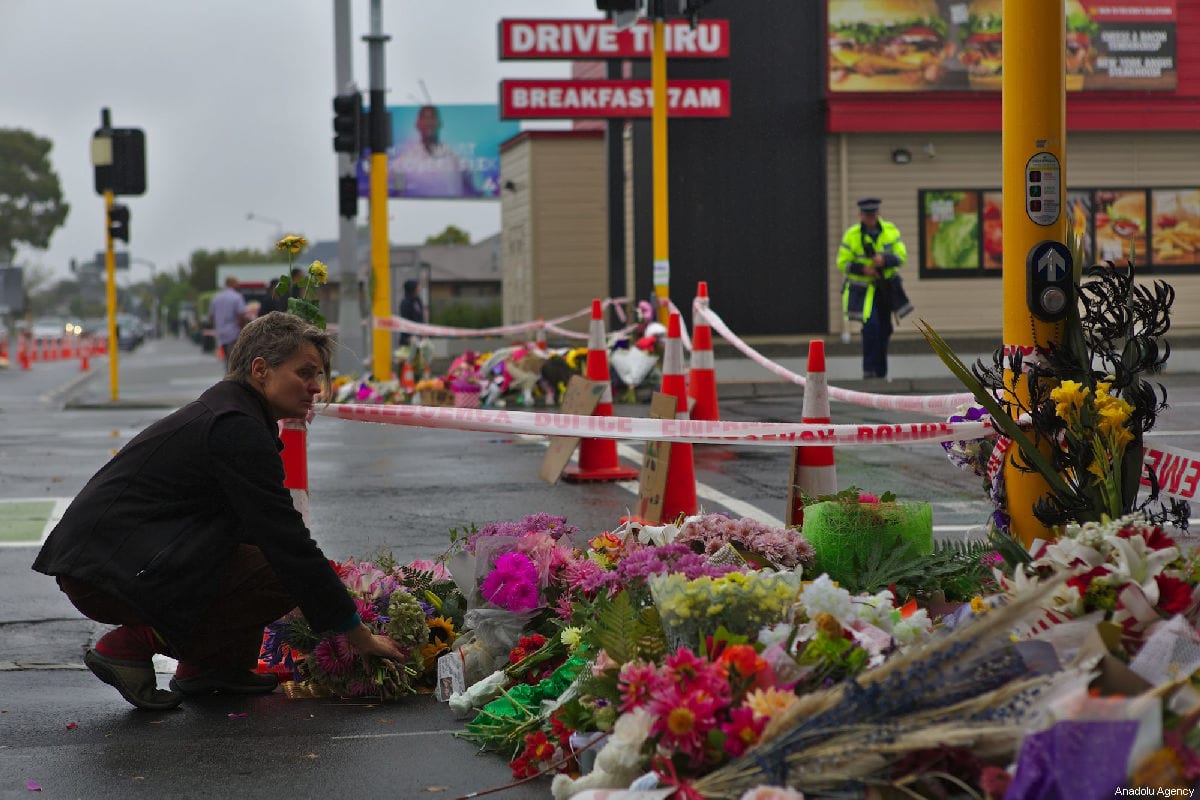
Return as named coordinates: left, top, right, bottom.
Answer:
left=1003, top=0, right=1068, bottom=546
left=104, top=187, right=119, bottom=401
left=366, top=0, right=392, bottom=380
left=650, top=0, right=671, bottom=326
left=332, top=0, right=363, bottom=379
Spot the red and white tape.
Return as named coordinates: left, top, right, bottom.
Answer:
left=1142, top=442, right=1200, bottom=502
left=374, top=297, right=630, bottom=339
left=317, top=402, right=996, bottom=447
left=694, top=305, right=975, bottom=415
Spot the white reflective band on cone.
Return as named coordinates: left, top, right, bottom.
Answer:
left=663, top=339, right=684, bottom=377
left=691, top=349, right=714, bottom=369
left=588, top=319, right=605, bottom=352
left=600, top=382, right=613, bottom=404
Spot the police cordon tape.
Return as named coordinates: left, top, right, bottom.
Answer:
left=1143, top=442, right=1200, bottom=502
left=316, top=402, right=997, bottom=447
left=374, top=297, right=630, bottom=340
left=694, top=304, right=975, bottom=416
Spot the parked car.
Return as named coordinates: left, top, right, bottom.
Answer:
left=30, top=317, right=67, bottom=340
left=116, top=313, right=145, bottom=351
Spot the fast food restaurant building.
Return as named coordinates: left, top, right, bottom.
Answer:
left=498, top=2, right=1200, bottom=338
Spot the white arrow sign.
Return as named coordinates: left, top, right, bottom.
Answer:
left=1038, top=248, right=1067, bottom=281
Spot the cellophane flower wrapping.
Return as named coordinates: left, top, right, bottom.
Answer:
left=649, top=570, right=801, bottom=651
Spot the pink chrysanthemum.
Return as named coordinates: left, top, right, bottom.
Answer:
left=312, top=633, right=357, bottom=675
left=721, top=706, right=765, bottom=757
left=648, top=685, right=721, bottom=762
left=618, top=660, right=666, bottom=712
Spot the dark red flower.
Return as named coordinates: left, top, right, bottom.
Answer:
left=1155, top=574, right=1194, bottom=615
left=1066, top=565, right=1110, bottom=595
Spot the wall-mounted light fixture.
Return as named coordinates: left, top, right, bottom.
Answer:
left=891, top=148, right=913, bottom=165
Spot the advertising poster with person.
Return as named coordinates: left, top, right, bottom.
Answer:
left=355, top=104, right=519, bottom=200
left=826, top=0, right=1177, bottom=93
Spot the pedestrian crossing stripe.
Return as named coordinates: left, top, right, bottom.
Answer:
left=0, top=498, right=69, bottom=546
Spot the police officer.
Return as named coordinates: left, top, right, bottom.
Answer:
left=837, top=198, right=908, bottom=380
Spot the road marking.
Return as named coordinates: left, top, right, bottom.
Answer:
left=331, top=730, right=464, bottom=740
left=0, top=497, right=69, bottom=546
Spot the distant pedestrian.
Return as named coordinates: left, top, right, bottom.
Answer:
left=837, top=198, right=909, bottom=380
left=31, top=312, right=407, bottom=710
left=210, top=276, right=249, bottom=358
left=260, top=279, right=288, bottom=315
left=398, top=279, right=424, bottom=346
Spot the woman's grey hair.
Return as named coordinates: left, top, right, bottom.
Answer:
left=225, top=312, right=332, bottom=392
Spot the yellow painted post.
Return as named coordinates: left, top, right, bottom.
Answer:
left=104, top=190, right=119, bottom=401
left=651, top=11, right=670, bottom=326
left=1003, top=0, right=1067, bottom=546
left=370, top=148, right=391, bottom=381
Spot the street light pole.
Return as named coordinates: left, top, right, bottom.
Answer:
left=130, top=257, right=160, bottom=337
left=246, top=212, right=284, bottom=243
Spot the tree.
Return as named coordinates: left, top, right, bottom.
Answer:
left=425, top=225, right=471, bottom=246
left=0, top=129, right=69, bottom=261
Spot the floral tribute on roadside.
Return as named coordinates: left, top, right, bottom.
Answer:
left=260, top=489, right=1200, bottom=798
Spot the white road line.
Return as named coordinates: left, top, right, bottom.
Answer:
left=331, top=730, right=462, bottom=740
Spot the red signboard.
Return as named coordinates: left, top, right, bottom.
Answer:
left=500, top=79, right=731, bottom=119
left=499, top=19, right=730, bottom=60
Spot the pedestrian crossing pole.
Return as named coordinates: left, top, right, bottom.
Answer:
left=91, top=108, right=120, bottom=402
left=366, top=0, right=392, bottom=381
left=650, top=0, right=671, bottom=327
left=1003, top=0, right=1068, bottom=546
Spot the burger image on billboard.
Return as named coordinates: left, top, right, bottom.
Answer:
left=1065, top=0, right=1098, bottom=90
left=959, top=0, right=1003, bottom=90
left=827, top=0, right=954, bottom=91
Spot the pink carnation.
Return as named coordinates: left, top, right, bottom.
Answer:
left=481, top=552, right=540, bottom=611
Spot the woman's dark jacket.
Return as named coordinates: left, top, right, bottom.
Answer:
left=32, top=380, right=355, bottom=642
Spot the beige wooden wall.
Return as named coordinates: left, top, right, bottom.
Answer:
left=826, top=131, right=1200, bottom=336
left=500, top=134, right=607, bottom=333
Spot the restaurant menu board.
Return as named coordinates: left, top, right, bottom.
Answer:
left=827, top=0, right=1177, bottom=93
left=919, top=187, right=1199, bottom=277
left=1151, top=189, right=1200, bottom=265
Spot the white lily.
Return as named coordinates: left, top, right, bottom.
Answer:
left=1108, top=534, right=1178, bottom=607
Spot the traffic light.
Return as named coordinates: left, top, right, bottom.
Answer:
left=332, top=92, right=362, bottom=154
left=1026, top=240, right=1074, bottom=322
left=108, top=203, right=130, bottom=243
left=339, top=175, right=358, bottom=219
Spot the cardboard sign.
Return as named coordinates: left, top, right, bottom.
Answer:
left=634, top=393, right=679, bottom=524
left=539, top=375, right=606, bottom=484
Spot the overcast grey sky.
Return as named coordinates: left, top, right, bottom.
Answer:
left=1, top=0, right=595, bottom=283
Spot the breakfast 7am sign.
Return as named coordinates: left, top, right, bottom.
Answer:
left=499, top=17, right=731, bottom=120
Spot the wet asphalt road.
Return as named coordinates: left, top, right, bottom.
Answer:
left=2, top=336, right=1199, bottom=799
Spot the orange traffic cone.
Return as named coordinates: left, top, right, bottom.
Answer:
left=279, top=419, right=310, bottom=526
left=18, top=336, right=30, bottom=370
left=216, top=342, right=225, bottom=361
left=80, top=347, right=90, bottom=372
left=563, top=299, right=640, bottom=482
left=787, top=339, right=837, bottom=526
left=687, top=281, right=719, bottom=422
left=658, top=313, right=698, bottom=519
left=401, top=361, right=416, bottom=392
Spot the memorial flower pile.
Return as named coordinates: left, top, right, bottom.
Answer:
left=996, top=513, right=1200, bottom=648
left=259, top=554, right=463, bottom=699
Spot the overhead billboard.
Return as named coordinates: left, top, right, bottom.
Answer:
left=356, top=104, right=519, bottom=200
left=826, top=0, right=1177, bottom=93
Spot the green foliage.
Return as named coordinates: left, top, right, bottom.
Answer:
left=587, top=589, right=666, bottom=666
left=424, top=225, right=471, bottom=246
left=0, top=129, right=69, bottom=257
left=815, top=534, right=997, bottom=603
left=432, top=301, right=501, bottom=329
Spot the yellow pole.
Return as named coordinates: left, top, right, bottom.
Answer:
left=104, top=190, right=119, bottom=401
left=370, top=149, right=391, bottom=380
left=651, top=12, right=670, bottom=326
left=1002, top=0, right=1066, bottom=546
